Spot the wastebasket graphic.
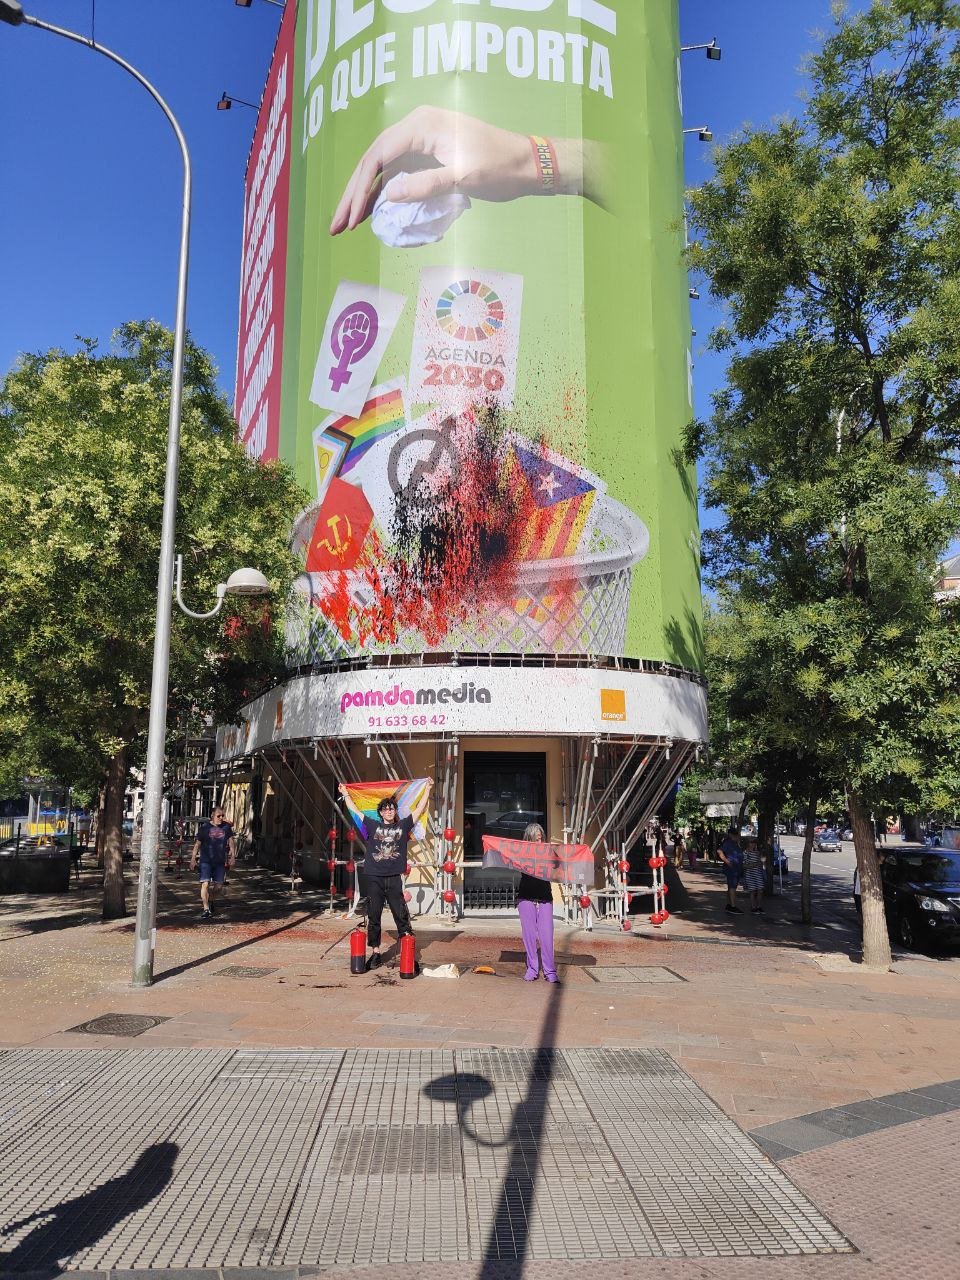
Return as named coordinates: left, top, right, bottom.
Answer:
left=238, top=1, right=702, bottom=671
left=286, top=411, right=650, bottom=660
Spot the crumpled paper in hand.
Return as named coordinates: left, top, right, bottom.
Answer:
left=372, top=172, right=471, bottom=248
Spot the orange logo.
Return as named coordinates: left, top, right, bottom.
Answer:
left=274, top=700, right=284, bottom=731
left=600, top=689, right=626, bottom=721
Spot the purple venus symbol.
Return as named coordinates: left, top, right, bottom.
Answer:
left=329, top=301, right=379, bottom=392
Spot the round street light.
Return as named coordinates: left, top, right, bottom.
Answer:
left=175, top=554, right=271, bottom=619
left=225, top=567, right=271, bottom=596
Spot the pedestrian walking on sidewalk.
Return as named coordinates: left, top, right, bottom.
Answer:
left=742, top=837, right=765, bottom=912
left=349, top=790, right=416, bottom=972
left=672, top=830, right=686, bottom=870
left=718, top=829, right=744, bottom=914
left=516, top=823, right=559, bottom=983
left=687, top=833, right=699, bottom=872
left=190, top=807, right=236, bottom=921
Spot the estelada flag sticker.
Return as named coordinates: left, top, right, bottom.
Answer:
left=600, top=689, right=626, bottom=721
left=306, top=477, right=374, bottom=572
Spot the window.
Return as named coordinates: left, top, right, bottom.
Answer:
left=463, top=751, right=547, bottom=860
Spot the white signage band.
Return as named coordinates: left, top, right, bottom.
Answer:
left=216, top=665, right=707, bottom=760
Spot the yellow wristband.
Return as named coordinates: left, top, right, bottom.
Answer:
left=528, top=135, right=558, bottom=192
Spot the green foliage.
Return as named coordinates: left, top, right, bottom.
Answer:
left=0, top=321, right=308, bottom=795
left=688, top=1, right=960, bottom=820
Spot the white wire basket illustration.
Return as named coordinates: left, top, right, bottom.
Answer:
left=286, top=494, right=649, bottom=662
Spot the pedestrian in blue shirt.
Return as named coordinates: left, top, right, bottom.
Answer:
left=190, top=806, right=236, bottom=921
left=718, top=829, right=744, bottom=914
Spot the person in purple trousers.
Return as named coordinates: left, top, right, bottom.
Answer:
left=516, top=823, right=559, bottom=983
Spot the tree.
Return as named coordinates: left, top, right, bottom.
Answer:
left=688, top=1, right=960, bottom=968
left=705, top=602, right=830, bottom=923
left=0, top=322, right=308, bottom=916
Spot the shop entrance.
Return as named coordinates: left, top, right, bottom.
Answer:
left=462, top=751, right=547, bottom=910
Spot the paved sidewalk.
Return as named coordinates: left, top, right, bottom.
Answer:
left=0, top=861, right=957, bottom=1276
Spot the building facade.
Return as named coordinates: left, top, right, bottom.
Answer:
left=217, top=0, right=707, bottom=921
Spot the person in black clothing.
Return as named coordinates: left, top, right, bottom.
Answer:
left=516, top=822, right=559, bottom=983
left=344, top=790, right=418, bottom=971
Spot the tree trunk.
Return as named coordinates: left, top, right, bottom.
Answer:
left=849, top=789, right=892, bottom=970
left=800, top=791, right=817, bottom=926
left=901, top=813, right=922, bottom=842
left=102, top=746, right=128, bottom=920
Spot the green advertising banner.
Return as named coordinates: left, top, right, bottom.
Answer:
left=278, top=0, right=700, bottom=669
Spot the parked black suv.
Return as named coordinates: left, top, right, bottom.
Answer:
left=880, top=847, right=960, bottom=952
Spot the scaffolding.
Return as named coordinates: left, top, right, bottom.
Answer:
left=204, top=722, right=693, bottom=934
left=558, top=735, right=695, bottom=931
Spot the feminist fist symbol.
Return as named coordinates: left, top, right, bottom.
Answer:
left=328, top=302, right=379, bottom=392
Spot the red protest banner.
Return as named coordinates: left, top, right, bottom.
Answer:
left=481, top=834, right=594, bottom=885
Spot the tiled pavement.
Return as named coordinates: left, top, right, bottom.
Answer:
left=0, top=1047, right=849, bottom=1271
left=750, top=1077, right=960, bottom=1159
left=1, top=863, right=959, bottom=1276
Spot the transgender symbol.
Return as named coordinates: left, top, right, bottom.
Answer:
left=328, top=302, right=379, bottom=392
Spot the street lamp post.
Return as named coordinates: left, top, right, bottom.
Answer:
left=1, top=0, right=193, bottom=987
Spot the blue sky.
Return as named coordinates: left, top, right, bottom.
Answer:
left=2, top=1, right=850, bottom=464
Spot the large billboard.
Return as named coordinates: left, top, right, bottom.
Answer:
left=236, top=4, right=295, bottom=463
left=239, top=1, right=701, bottom=669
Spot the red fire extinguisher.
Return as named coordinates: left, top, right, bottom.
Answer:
left=350, top=924, right=367, bottom=975
left=399, top=933, right=417, bottom=979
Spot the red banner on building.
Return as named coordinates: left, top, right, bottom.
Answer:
left=482, top=834, right=593, bottom=886
left=234, top=3, right=294, bottom=462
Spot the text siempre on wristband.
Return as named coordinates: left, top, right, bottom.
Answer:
left=528, top=135, right=558, bottom=192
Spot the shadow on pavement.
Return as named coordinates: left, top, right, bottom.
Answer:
left=423, top=948, right=565, bottom=1275
left=0, top=1141, right=178, bottom=1276
left=153, top=907, right=335, bottom=982
left=655, top=860, right=866, bottom=956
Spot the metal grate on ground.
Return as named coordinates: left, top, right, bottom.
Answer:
left=67, top=1013, right=170, bottom=1036
left=585, top=966, right=686, bottom=984
left=216, top=964, right=280, bottom=979
left=0, top=1047, right=852, bottom=1269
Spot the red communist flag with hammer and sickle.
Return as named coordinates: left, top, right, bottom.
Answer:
left=306, top=477, right=374, bottom=572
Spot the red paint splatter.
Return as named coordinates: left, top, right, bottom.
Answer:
left=308, top=410, right=575, bottom=652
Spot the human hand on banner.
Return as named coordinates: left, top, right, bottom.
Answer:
left=330, top=106, right=607, bottom=235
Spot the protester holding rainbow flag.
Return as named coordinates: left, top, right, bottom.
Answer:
left=339, top=778, right=432, bottom=971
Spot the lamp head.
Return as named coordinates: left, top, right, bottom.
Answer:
left=217, top=92, right=232, bottom=111
left=223, top=567, right=271, bottom=597
left=698, top=129, right=713, bottom=143
left=0, top=1, right=24, bottom=25
left=235, top=0, right=254, bottom=7
left=706, top=42, right=722, bottom=61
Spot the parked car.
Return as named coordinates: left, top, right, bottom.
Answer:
left=485, top=809, right=546, bottom=839
left=813, top=829, right=841, bottom=853
left=880, top=847, right=960, bottom=952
